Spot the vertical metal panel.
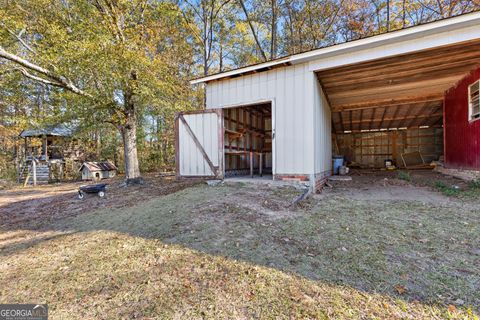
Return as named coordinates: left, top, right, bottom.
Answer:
left=313, top=80, right=332, bottom=176
left=177, top=110, right=223, bottom=177
left=444, top=66, right=480, bottom=170
left=205, top=62, right=326, bottom=176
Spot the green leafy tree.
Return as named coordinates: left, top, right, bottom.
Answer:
left=0, top=0, right=193, bottom=183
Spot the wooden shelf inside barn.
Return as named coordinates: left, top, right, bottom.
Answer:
left=224, top=128, right=245, bottom=140
left=225, top=150, right=248, bottom=155
left=223, top=104, right=272, bottom=175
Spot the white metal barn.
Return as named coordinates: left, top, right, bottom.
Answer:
left=176, top=12, right=480, bottom=191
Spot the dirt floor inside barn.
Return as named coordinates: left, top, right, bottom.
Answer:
left=0, top=170, right=479, bottom=319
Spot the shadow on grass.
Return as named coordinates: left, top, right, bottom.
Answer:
left=1, top=182, right=479, bottom=314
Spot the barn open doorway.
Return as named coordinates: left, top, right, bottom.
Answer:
left=315, top=40, right=480, bottom=170
left=223, top=102, right=273, bottom=178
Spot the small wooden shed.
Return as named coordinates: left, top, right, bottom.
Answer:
left=18, top=124, right=81, bottom=184
left=79, top=161, right=117, bottom=181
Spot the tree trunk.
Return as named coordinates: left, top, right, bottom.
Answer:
left=121, top=83, right=142, bottom=184
left=238, top=0, right=268, bottom=61
left=121, top=115, right=141, bottom=183
left=95, top=129, right=101, bottom=158
left=270, top=0, right=277, bottom=59
left=113, top=134, right=118, bottom=168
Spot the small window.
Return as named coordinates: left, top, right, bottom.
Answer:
left=469, top=80, right=480, bottom=121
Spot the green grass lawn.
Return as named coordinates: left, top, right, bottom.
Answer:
left=1, top=182, right=479, bottom=319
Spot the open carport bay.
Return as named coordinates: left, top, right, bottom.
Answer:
left=316, top=40, right=480, bottom=169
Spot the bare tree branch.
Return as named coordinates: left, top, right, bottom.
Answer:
left=2, top=26, right=37, bottom=54
left=15, top=67, right=63, bottom=87
left=0, top=46, right=92, bottom=98
left=238, top=0, right=268, bottom=61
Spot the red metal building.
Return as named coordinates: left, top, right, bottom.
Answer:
left=444, top=66, right=480, bottom=170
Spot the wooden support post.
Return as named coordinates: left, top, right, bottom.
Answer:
left=42, top=135, right=48, bottom=160
left=23, top=168, right=30, bottom=187
left=259, top=153, right=263, bottom=177
left=392, top=131, right=398, bottom=164
left=235, top=108, right=239, bottom=170
left=244, top=110, right=248, bottom=169
left=250, top=151, right=253, bottom=178
left=60, top=163, right=64, bottom=180
left=228, top=109, right=232, bottom=170
left=32, top=160, right=37, bottom=186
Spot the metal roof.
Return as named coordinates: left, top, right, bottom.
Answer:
left=190, top=10, right=480, bottom=84
left=19, top=124, right=76, bottom=138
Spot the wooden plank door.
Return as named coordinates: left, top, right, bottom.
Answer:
left=175, top=109, right=224, bottom=179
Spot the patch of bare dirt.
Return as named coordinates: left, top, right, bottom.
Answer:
left=0, top=173, right=203, bottom=229
left=322, top=169, right=467, bottom=204
left=194, top=183, right=305, bottom=223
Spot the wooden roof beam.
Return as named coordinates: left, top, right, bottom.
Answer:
left=333, top=111, right=443, bottom=126
left=386, top=105, right=401, bottom=129
left=358, top=109, right=364, bottom=132
left=316, top=41, right=480, bottom=79
left=325, top=67, right=478, bottom=93
left=331, top=115, right=339, bottom=133
left=329, top=76, right=461, bottom=100
left=322, top=58, right=480, bottom=89
left=425, top=107, right=445, bottom=127
left=398, top=104, right=415, bottom=128
left=379, top=107, right=388, bottom=129
left=404, top=102, right=431, bottom=128
left=368, top=108, right=377, bottom=131
left=331, top=94, right=444, bottom=112
left=338, top=111, right=345, bottom=132
left=349, top=110, right=353, bottom=132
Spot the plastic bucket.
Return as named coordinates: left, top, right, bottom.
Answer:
left=333, top=156, right=344, bottom=175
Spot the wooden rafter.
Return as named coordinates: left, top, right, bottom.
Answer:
left=334, top=112, right=443, bottom=127
left=398, top=104, right=415, bottom=128
left=349, top=110, right=353, bottom=132
left=315, top=40, right=480, bottom=133
left=358, top=109, right=363, bottom=131
left=323, top=58, right=480, bottom=89
left=404, top=102, right=431, bottom=128
left=368, top=108, right=377, bottom=130
left=329, top=75, right=462, bottom=101
left=338, top=111, right=345, bottom=132
left=387, top=106, right=401, bottom=129
left=379, top=107, right=388, bottom=129
left=331, top=113, right=338, bottom=133
left=318, top=40, right=480, bottom=79
left=332, top=94, right=444, bottom=112
left=425, top=107, right=444, bottom=127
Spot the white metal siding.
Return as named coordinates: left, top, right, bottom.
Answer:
left=206, top=63, right=319, bottom=176
left=313, top=79, right=332, bottom=176
left=178, top=112, right=220, bottom=176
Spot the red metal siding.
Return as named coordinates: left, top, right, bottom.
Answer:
left=444, top=67, right=480, bottom=170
